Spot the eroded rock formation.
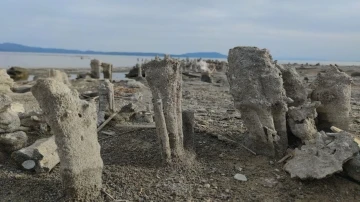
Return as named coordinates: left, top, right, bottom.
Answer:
left=310, top=66, right=352, bottom=130
left=276, top=64, right=307, bottom=107
left=101, top=62, right=113, bottom=80
left=32, top=79, right=103, bottom=201
left=143, top=56, right=185, bottom=163
left=227, top=46, right=289, bottom=157
left=0, top=69, right=14, bottom=93
left=90, top=59, right=101, bottom=79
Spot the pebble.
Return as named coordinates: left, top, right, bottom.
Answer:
left=269, top=161, right=274, bottom=165
left=204, top=184, right=211, bottom=188
left=234, top=173, right=247, bottom=181
left=225, top=189, right=230, bottom=193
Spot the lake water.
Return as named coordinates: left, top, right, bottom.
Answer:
left=1, top=52, right=360, bottom=68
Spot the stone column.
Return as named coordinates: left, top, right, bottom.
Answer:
left=143, top=56, right=185, bottom=163
left=227, top=46, right=289, bottom=157
left=98, top=80, right=115, bottom=125
left=90, top=59, right=101, bottom=79
left=101, top=63, right=113, bottom=80
left=31, top=79, right=103, bottom=201
left=310, top=66, right=352, bottom=130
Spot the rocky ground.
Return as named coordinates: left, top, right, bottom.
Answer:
left=1, top=64, right=360, bottom=201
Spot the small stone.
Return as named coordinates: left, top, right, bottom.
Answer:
left=204, top=184, right=211, bottom=188
left=225, top=189, right=230, bottom=193
left=261, top=178, right=278, bottom=188
left=219, top=153, right=224, bottom=158
left=22, top=160, right=36, bottom=170
left=234, top=174, right=247, bottom=181
left=269, top=161, right=274, bottom=165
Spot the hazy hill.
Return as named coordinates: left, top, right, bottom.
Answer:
left=0, top=43, right=227, bottom=59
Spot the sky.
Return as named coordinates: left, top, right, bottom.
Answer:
left=1, top=0, right=360, bottom=61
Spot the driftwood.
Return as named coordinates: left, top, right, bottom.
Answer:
left=182, top=72, right=201, bottom=78
left=97, top=111, right=119, bottom=132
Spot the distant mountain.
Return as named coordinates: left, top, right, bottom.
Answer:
left=0, top=43, right=227, bottom=59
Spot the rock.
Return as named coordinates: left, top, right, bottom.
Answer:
left=9, top=102, right=25, bottom=114
left=0, top=69, right=14, bottom=93
left=287, top=102, right=320, bottom=142
left=234, top=173, right=247, bottom=181
left=31, top=78, right=103, bottom=200
left=310, top=66, right=352, bottom=130
left=0, top=106, right=21, bottom=133
left=11, top=136, right=59, bottom=173
left=204, top=184, right=211, bottom=188
left=90, top=59, right=101, bottom=79
left=344, top=154, right=360, bottom=182
left=261, top=178, right=278, bottom=188
left=284, top=131, right=359, bottom=179
left=0, top=131, right=28, bottom=152
left=276, top=64, right=307, bottom=107
left=22, top=160, right=36, bottom=170
left=49, top=69, right=71, bottom=86
left=227, top=46, right=289, bottom=157
left=7, top=67, right=29, bottom=81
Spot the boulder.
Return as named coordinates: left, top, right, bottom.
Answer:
left=7, top=67, right=29, bottom=81
left=11, top=136, right=59, bottom=172
left=0, top=69, right=14, bottom=93
left=284, top=131, right=359, bottom=179
left=344, top=154, right=360, bottom=182
left=0, top=131, right=28, bottom=152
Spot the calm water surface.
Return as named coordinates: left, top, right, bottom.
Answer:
left=1, top=52, right=360, bottom=68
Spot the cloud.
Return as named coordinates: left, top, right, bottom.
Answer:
left=0, top=0, right=360, bottom=60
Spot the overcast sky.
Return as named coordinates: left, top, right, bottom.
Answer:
left=1, top=0, right=360, bottom=60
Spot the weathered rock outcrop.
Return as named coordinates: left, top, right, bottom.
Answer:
left=97, top=80, right=114, bottom=125
left=143, top=55, right=185, bottom=163
left=284, top=131, right=359, bottom=179
left=7, top=67, right=29, bottom=81
left=0, top=105, right=21, bottom=133
left=0, top=69, right=14, bottom=93
left=90, top=59, right=101, bottom=79
left=276, top=64, right=307, bottom=107
left=311, top=67, right=352, bottom=130
left=32, top=79, right=103, bottom=201
left=227, top=46, right=289, bottom=157
left=101, top=62, right=113, bottom=80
